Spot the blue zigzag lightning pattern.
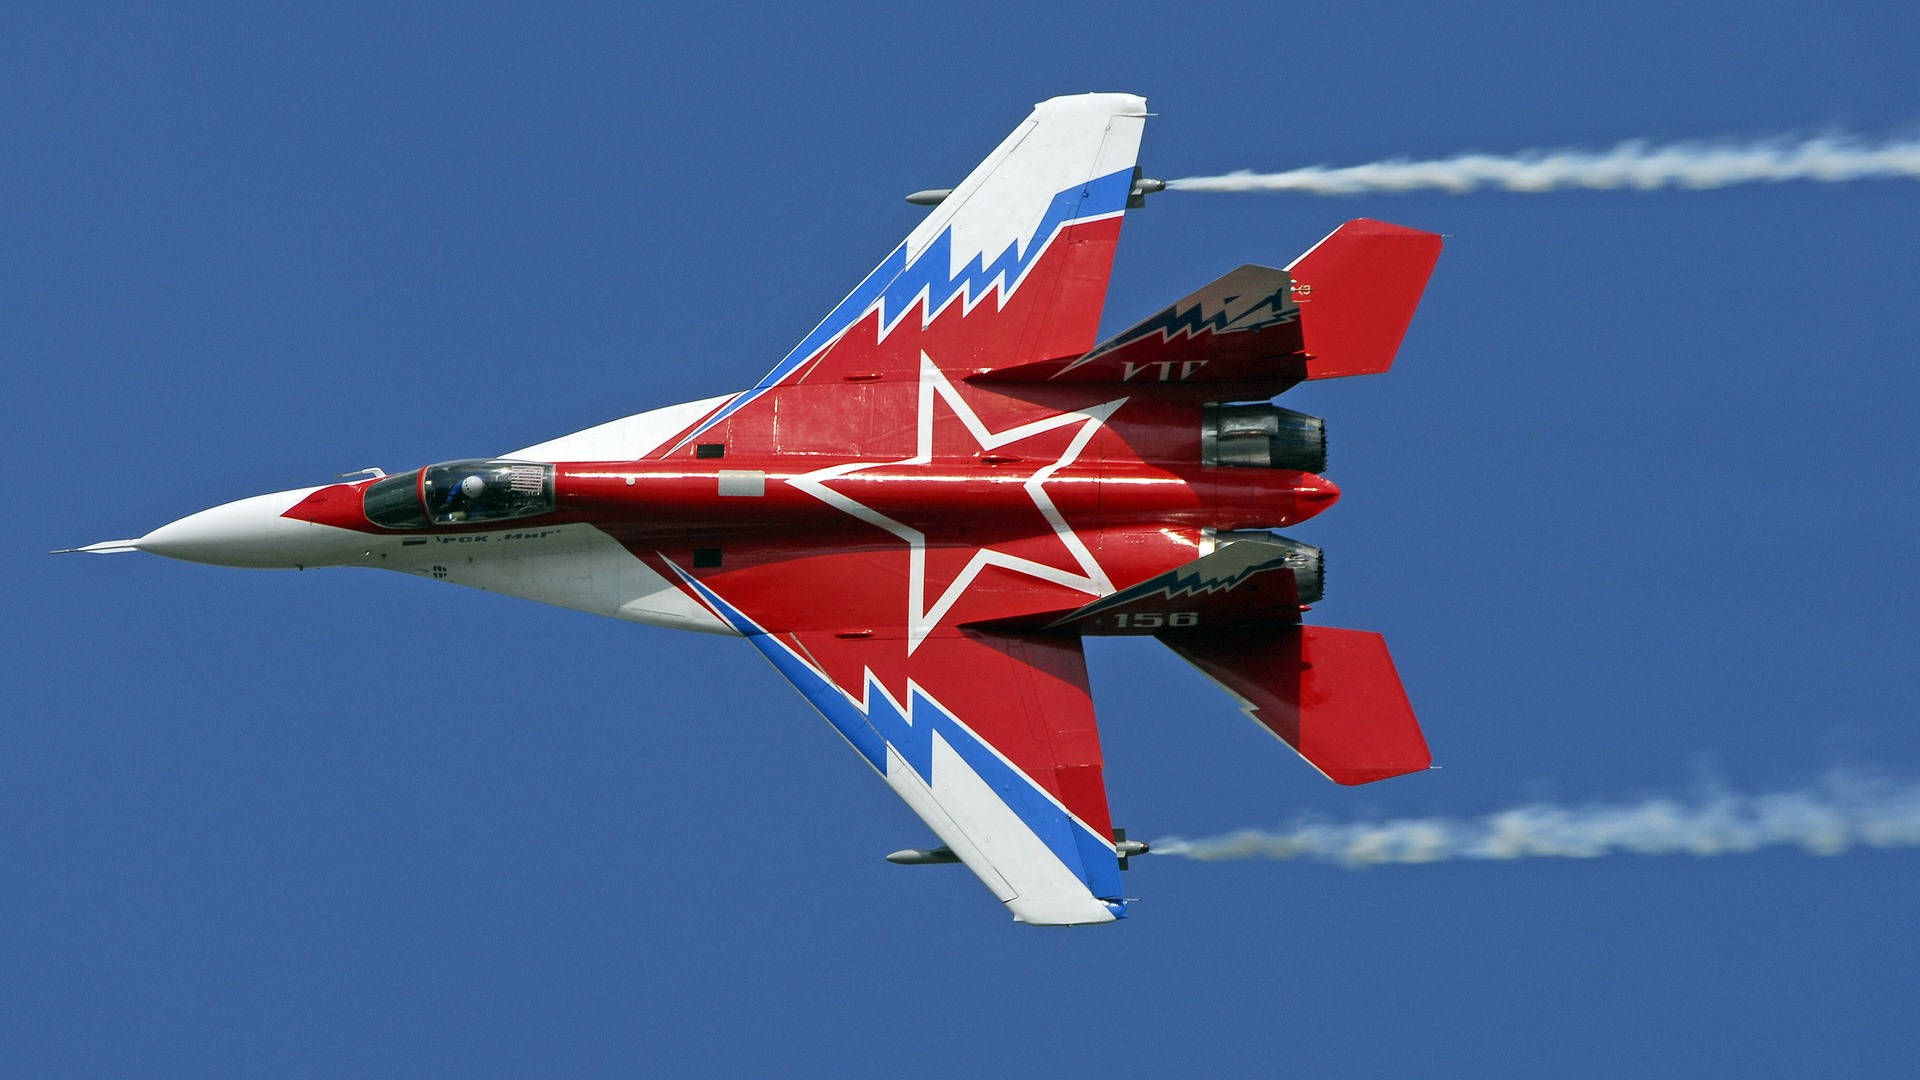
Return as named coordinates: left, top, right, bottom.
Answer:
left=676, top=168, right=1137, bottom=446
left=670, top=568, right=1125, bottom=907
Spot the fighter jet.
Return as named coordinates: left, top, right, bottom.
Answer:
left=67, top=94, right=1441, bottom=925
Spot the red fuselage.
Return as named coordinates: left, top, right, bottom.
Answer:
left=552, top=459, right=1337, bottom=535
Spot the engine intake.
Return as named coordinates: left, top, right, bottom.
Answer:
left=1215, top=530, right=1324, bottom=605
left=1202, top=403, right=1327, bottom=473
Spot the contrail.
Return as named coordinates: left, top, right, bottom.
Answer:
left=1151, top=774, right=1920, bottom=867
left=1166, top=134, right=1920, bottom=195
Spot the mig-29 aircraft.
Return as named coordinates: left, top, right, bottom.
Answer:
left=68, top=93, right=1441, bottom=925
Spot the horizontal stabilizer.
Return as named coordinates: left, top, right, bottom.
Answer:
left=980, top=218, right=1440, bottom=390
left=1285, top=218, right=1443, bottom=380
left=1161, top=625, right=1429, bottom=785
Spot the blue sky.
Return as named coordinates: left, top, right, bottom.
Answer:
left=7, top=3, right=1917, bottom=1076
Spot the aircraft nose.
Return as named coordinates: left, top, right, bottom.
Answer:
left=137, top=487, right=332, bottom=568
left=1292, top=473, right=1342, bottom=519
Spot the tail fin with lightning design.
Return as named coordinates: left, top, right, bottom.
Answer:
left=1043, top=537, right=1431, bottom=786
left=986, top=218, right=1442, bottom=392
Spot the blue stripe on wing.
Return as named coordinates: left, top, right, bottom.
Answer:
left=671, top=168, right=1135, bottom=450
left=671, top=566, right=1125, bottom=906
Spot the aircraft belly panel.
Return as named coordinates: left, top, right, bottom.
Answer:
left=390, top=523, right=733, bottom=635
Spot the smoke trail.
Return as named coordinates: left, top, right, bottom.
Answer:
left=1152, top=775, right=1920, bottom=867
left=1166, top=134, right=1920, bottom=195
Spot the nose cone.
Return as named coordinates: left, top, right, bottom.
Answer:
left=1292, top=473, right=1342, bottom=521
left=138, top=487, right=335, bottom=568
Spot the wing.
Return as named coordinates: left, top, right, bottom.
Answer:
left=610, top=96, right=1155, bottom=922
left=660, top=551, right=1126, bottom=925
left=661, top=93, right=1149, bottom=458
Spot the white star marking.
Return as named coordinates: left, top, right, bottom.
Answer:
left=789, top=353, right=1128, bottom=654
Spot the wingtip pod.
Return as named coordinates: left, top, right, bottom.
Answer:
left=1285, top=218, right=1444, bottom=380
left=1162, top=625, right=1431, bottom=785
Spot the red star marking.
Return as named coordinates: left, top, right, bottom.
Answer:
left=790, top=353, right=1127, bottom=653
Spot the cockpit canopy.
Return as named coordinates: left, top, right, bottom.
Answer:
left=363, top=459, right=556, bottom=529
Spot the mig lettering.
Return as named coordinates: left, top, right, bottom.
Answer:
left=1120, top=360, right=1209, bottom=381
